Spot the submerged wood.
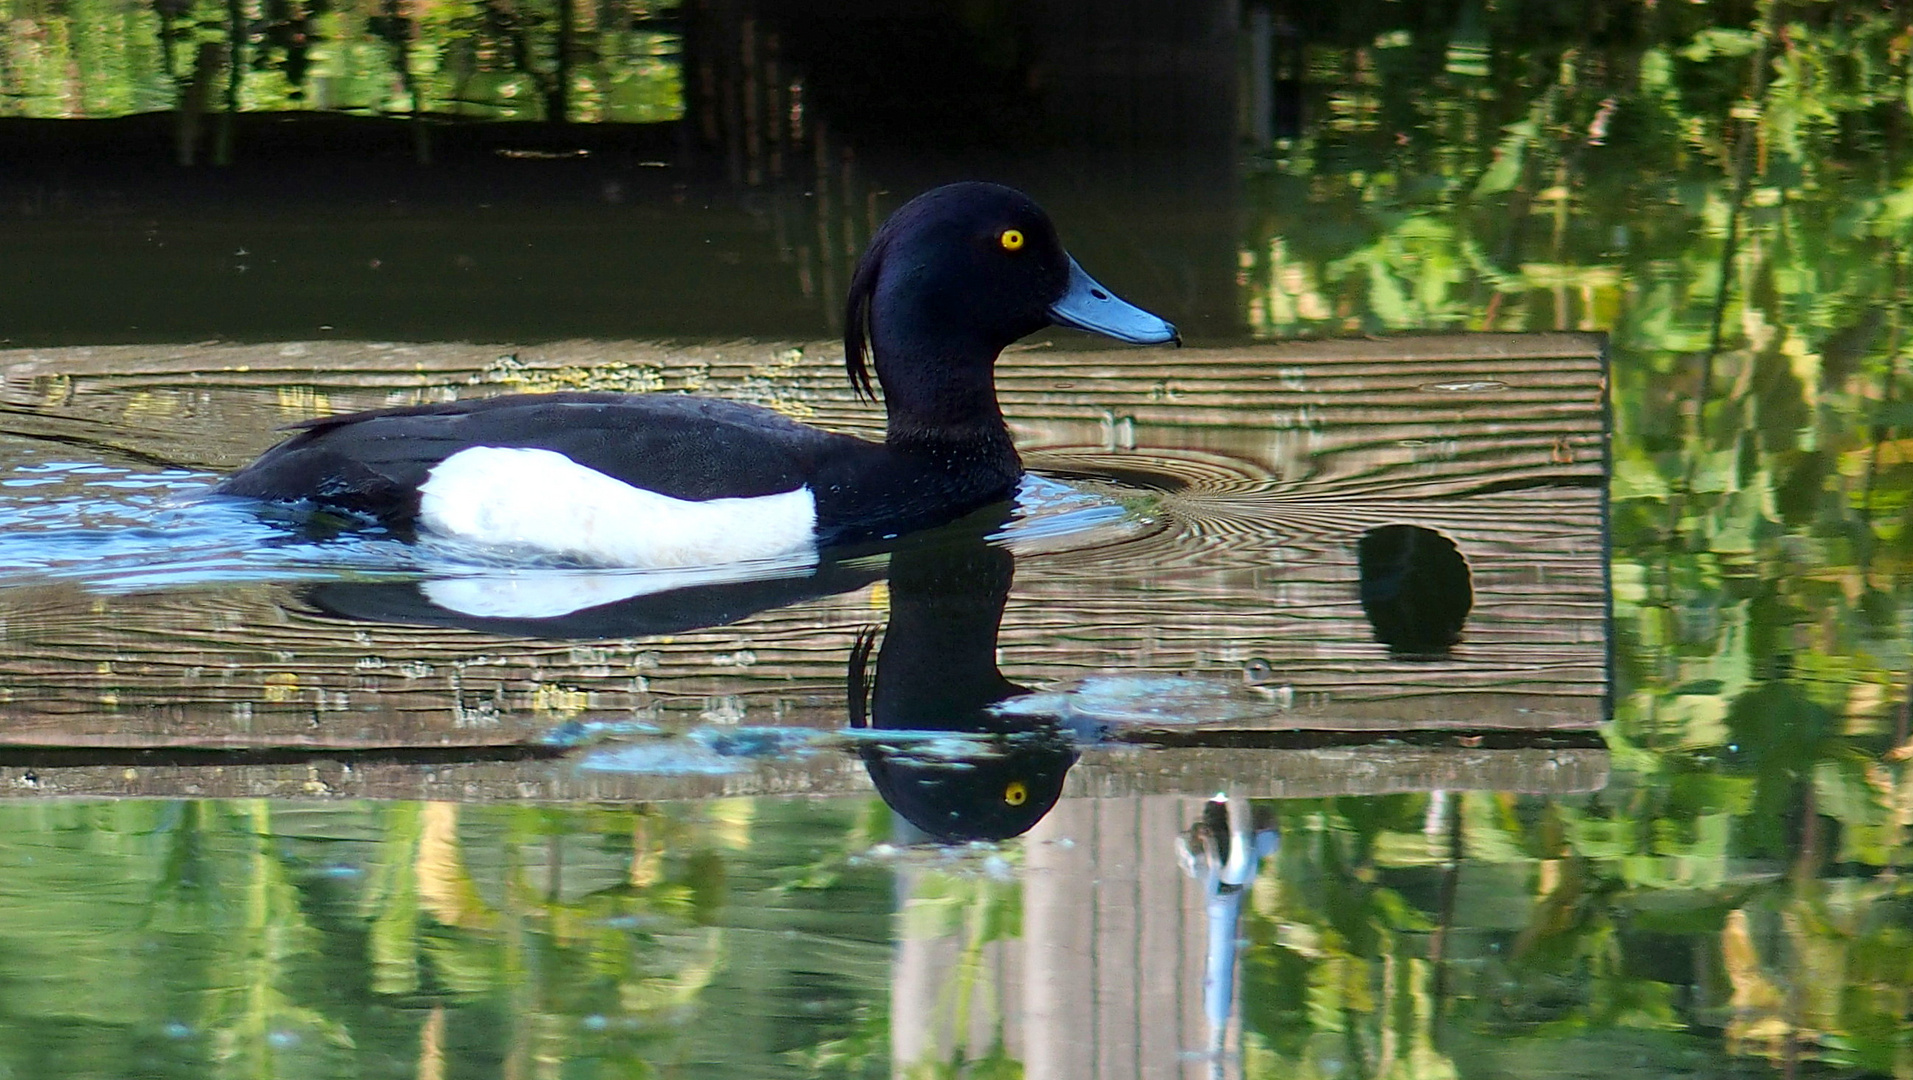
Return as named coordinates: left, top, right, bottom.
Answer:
left=0, top=334, right=1608, bottom=760
left=0, top=744, right=1608, bottom=802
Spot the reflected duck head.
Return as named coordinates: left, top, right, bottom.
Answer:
left=845, top=182, right=1179, bottom=410
left=857, top=728, right=1076, bottom=844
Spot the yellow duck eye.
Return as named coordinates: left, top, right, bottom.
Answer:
left=999, top=229, right=1025, bottom=252
left=1004, top=781, right=1028, bottom=806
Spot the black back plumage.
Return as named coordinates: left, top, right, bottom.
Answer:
left=221, top=392, right=841, bottom=521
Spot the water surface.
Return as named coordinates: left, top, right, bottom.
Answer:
left=3, top=1, right=1912, bottom=1077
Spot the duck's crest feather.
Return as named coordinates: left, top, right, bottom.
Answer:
left=843, top=213, right=889, bottom=402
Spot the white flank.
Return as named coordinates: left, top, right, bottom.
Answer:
left=417, top=446, right=818, bottom=568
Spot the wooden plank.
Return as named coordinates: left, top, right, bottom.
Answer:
left=0, top=334, right=1608, bottom=750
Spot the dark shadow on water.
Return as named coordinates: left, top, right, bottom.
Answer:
left=1356, top=523, right=1473, bottom=658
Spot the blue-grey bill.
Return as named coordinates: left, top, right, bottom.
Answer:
left=1047, top=256, right=1180, bottom=345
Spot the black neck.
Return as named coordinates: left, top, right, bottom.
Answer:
left=871, top=306, right=1016, bottom=437
left=876, top=339, right=1023, bottom=479
left=884, top=419, right=1019, bottom=467
left=872, top=537, right=1020, bottom=729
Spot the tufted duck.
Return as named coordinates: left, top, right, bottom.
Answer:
left=218, top=182, right=1178, bottom=566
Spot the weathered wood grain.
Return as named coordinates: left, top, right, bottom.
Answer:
left=0, top=333, right=1608, bottom=761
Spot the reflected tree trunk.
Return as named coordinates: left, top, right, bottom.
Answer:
left=1698, top=21, right=1778, bottom=409
left=480, top=0, right=561, bottom=122
left=417, top=1006, right=447, bottom=1080
left=175, top=41, right=224, bottom=166
left=379, top=0, right=433, bottom=163
left=1428, top=790, right=1462, bottom=1010
left=552, top=0, right=572, bottom=123
left=214, top=0, right=244, bottom=165
left=154, top=0, right=183, bottom=79
left=1897, top=669, right=1911, bottom=748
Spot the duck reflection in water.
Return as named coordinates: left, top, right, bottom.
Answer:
left=306, top=557, right=887, bottom=639
left=307, top=505, right=1082, bottom=842
left=848, top=517, right=1080, bottom=844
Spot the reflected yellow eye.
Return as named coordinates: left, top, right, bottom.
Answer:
left=999, top=229, right=1025, bottom=252
left=1004, top=781, right=1029, bottom=806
